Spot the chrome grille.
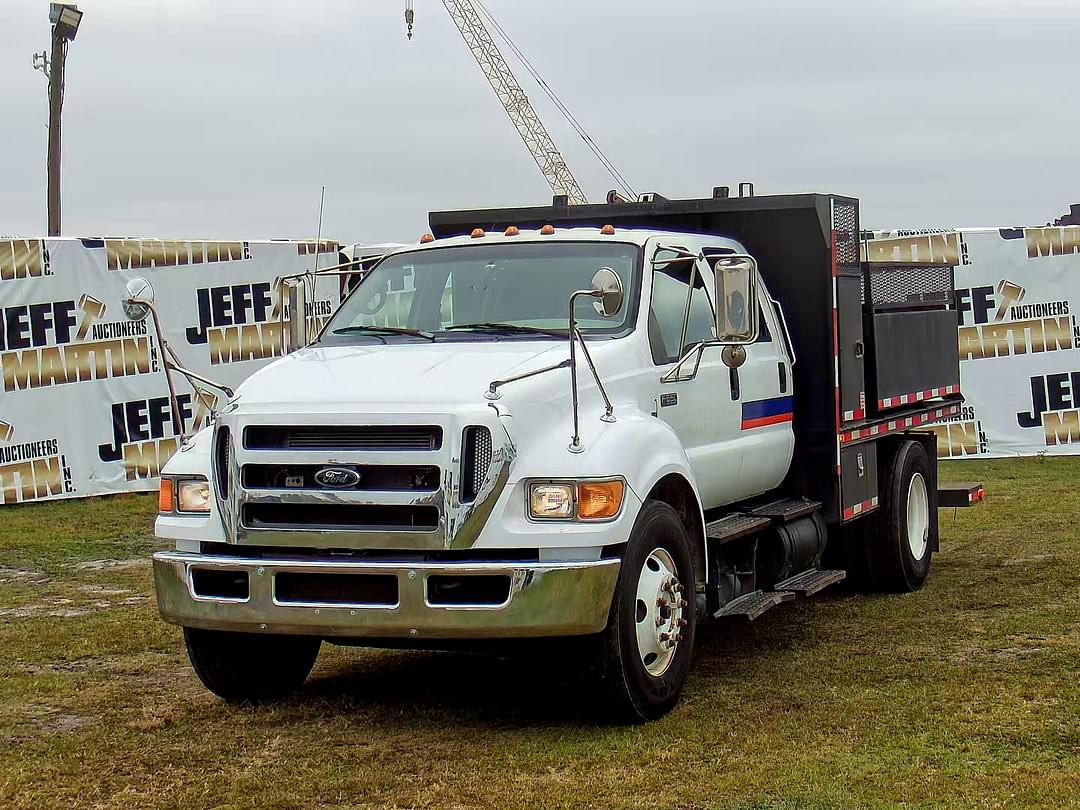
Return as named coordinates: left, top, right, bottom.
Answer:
left=241, top=464, right=439, bottom=492
left=243, top=503, right=440, bottom=532
left=461, top=426, right=493, bottom=503
left=228, top=421, right=450, bottom=545
left=244, top=425, right=442, bottom=451
left=213, top=426, right=230, bottom=500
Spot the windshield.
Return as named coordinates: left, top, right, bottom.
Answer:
left=321, top=241, right=640, bottom=342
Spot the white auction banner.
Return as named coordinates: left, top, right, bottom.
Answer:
left=864, top=225, right=1080, bottom=459
left=0, top=237, right=350, bottom=505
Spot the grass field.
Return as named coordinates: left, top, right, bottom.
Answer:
left=1, top=458, right=1078, bottom=809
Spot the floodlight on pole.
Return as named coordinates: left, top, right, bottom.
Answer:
left=43, top=3, right=81, bottom=235
left=50, top=3, right=83, bottom=41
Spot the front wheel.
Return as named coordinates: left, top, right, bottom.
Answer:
left=184, top=627, right=321, bottom=703
left=591, top=500, right=697, bottom=723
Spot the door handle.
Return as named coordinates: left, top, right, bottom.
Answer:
left=854, top=339, right=865, bottom=359
left=778, top=361, right=787, bottom=393
left=730, top=367, right=740, bottom=400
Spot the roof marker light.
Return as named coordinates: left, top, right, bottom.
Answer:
left=471, top=228, right=486, bottom=239
left=419, top=233, right=435, bottom=244
left=504, top=225, right=520, bottom=236
left=540, top=224, right=556, bottom=235
left=600, top=224, right=616, bottom=235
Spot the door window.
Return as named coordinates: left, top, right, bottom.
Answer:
left=648, top=257, right=715, bottom=364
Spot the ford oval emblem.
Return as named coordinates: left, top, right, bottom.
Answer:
left=314, top=467, right=360, bottom=488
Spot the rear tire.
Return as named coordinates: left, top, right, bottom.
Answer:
left=863, top=440, right=936, bottom=592
left=590, top=500, right=697, bottom=723
left=184, top=627, right=321, bottom=703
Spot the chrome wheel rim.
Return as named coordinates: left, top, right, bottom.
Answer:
left=634, top=547, right=685, bottom=677
left=907, top=472, right=929, bottom=560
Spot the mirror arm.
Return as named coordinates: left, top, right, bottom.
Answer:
left=575, top=326, right=616, bottom=421
left=660, top=342, right=709, bottom=384
left=164, top=359, right=235, bottom=400
left=676, top=259, right=701, bottom=360
left=127, top=298, right=235, bottom=441
left=567, top=289, right=617, bottom=454
left=485, top=358, right=572, bottom=400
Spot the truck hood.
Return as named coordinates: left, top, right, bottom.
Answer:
left=234, top=341, right=567, bottom=411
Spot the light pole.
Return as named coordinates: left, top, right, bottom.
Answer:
left=39, top=3, right=83, bottom=236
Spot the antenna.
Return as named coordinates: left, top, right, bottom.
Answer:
left=307, top=185, right=326, bottom=342
left=312, top=185, right=326, bottom=275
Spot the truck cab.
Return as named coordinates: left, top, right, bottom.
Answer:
left=152, top=192, right=972, bottom=721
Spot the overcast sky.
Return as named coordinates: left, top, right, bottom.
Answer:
left=2, top=0, right=1078, bottom=243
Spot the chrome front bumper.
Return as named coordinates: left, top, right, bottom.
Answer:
left=153, top=551, right=620, bottom=639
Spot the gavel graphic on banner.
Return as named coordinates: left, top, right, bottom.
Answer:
left=994, top=279, right=1025, bottom=322
left=76, top=294, right=106, bottom=341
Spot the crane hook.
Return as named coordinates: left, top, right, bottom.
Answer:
left=405, top=1, right=414, bottom=40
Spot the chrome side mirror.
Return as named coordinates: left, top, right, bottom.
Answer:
left=590, top=267, right=624, bottom=318
left=122, top=277, right=153, bottom=321
left=712, top=256, right=759, bottom=343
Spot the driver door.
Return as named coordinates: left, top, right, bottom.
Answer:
left=649, top=250, right=746, bottom=510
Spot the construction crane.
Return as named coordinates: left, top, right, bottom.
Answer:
left=406, top=1, right=635, bottom=205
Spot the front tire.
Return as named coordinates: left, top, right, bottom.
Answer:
left=184, top=627, right=321, bottom=703
left=591, top=500, right=697, bottom=723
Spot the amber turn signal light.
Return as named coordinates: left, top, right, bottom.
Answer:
left=419, top=233, right=435, bottom=244
left=158, top=478, right=175, bottom=512
left=577, top=479, right=625, bottom=520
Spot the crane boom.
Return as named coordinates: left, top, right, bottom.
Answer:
left=439, top=0, right=588, bottom=204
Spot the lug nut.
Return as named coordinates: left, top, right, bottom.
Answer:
left=656, top=598, right=665, bottom=607
left=676, top=618, right=688, bottom=627
left=655, top=616, right=664, bottom=627
left=679, top=599, right=688, bottom=608
left=659, top=632, right=671, bottom=642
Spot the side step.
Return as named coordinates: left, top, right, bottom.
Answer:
left=775, top=568, right=846, bottom=596
left=705, top=513, right=772, bottom=543
left=745, top=497, right=821, bottom=523
left=714, top=589, right=795, bottom=621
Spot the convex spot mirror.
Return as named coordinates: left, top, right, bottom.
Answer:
left=711, top=256, right=759, bottom=344
left=590, top=267, right=624, bottom=318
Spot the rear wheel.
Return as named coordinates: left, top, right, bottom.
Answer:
left=591, top=501, right=697, bottom=723
left=863, top=440, right=936, bottom=591
left=184, top=627, right=321, bottom=703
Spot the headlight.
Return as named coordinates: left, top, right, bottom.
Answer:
left=528, top=483, right=575, bottom=519
left=527, top=479, right=625, bottom=521
left=176, top=479, right=211, bottom=513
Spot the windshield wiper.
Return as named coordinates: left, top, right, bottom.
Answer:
left=331, top=325, right=435, bottom=340
left=443, top=322, right=567, bottom=337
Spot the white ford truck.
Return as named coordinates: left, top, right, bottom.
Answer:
left=150, top=191, right=981, bottom=722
